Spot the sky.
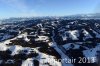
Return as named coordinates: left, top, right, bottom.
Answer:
left=0, top=0, right=100, bottom=18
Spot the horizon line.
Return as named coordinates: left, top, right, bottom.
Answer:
left=0, top=12, right=100, bottom=20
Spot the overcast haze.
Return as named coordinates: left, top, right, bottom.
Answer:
left=0, top=0, right=100, bottom=18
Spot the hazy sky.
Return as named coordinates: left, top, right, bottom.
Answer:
left=0, top=0, right=100, bottom=18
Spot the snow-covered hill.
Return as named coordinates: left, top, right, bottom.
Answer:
left=0, top=18, right=100, bottom=66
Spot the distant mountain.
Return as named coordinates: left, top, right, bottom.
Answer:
left=66, top=13, right=100, bottom=19
left=0, top=17, right=35, bottom=24
left=1, top=13, right=100, bottom=24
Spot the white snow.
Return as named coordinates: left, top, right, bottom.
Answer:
left=63, top=43, right=80, bottom=50
left=0, top=60, right=3, bottom=64
left=83, top=29, right=92, bottom=40
left=38, top=53, right=62, bottom=66
left=35, top=36, right=49, bottom=41
left=83, top=44, right=100, bottom=63
left=5, top=59, right=15, bottom=64
left=24, top=37, right=30, bottom=42
left=22, top=58, right=34, bottom=66
left=0, top=44, right=8, bottom=51
left=1, top=34, right=13, bottom=41
left=17, top=33, right=28, bottom=39
left=68, top=30, right=79, bottom=40
left=61, top=33, right=67, bottom=41
left=51, top=30, right=73, bottom=66
left=92, top=30, right=100, bottom=38
left=9, top=45, right=23, bottom=56
left=83, top=44, right=100, bottom=59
